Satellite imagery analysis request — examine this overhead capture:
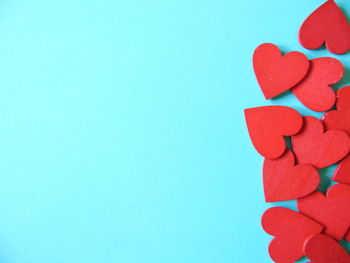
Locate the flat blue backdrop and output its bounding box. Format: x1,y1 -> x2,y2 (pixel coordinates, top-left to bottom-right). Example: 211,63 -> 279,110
0,0 -> 349,262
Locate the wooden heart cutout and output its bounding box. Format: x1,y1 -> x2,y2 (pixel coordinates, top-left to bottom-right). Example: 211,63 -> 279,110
244,106 -> 303,159
263,150 -> 319,202
253,43 -> 309,99
292,116 -> 350,169
304,234 -> 350,263
262,207 -> 323,263
298,184 -> 350,241
323,86 -> 350,135
332,153 -> 350,185
292,57 -> 343,112
299,0 -> 350,54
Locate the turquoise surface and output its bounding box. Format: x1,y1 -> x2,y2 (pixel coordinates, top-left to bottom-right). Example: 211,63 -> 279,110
0,0 -> 349,262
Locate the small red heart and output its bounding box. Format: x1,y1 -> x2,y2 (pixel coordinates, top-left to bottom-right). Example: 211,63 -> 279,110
253,43 -> 309,99
244,106 -> 303,159
262,207 -> 323,263
299,0 -> 350,55
322,86 -> 350,135
292,116 -> 350,169
304,234 -> 350,263
298,184 -> 350,241
263,150 -> 319,202
292,57 -> 343,112
332,153 -> 350,185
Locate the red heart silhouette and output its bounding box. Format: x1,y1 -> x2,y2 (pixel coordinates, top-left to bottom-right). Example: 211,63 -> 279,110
304,234 -> 350,263
292,57 -> 343,112
298,184 -> 350,241
299,0 -> 350,54
244,106 -> 303,159
262,207 -> 323,263
263,150 -> 319,202
323,86 -> 350,135
253,43 -> 309,99
332,153 -> 350,185
292,116 -> 350,169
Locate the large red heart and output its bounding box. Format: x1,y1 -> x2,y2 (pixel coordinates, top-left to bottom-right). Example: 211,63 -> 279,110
323,86 -> 350,135
263,150 -> 319,202
261,207 -> 323,263
244,106 -> 303,159
292,116 -> 350,169
332,153 -> 350,185
292,57 -> 343,112
299,0 -> 350,55
253,43 -> 309,99
304,234 -> 350,263
297,184 -> 350,241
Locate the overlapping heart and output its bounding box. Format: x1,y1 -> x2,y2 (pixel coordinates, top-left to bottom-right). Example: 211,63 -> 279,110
245,1 -> 350,262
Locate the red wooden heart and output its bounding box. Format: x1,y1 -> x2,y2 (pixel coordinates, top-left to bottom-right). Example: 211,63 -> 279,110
332,153 -> 350,185
253,43 -> 309,99
292,57 -> 343,112
297,184 -> 350,241
334,86 -> 350,111
244,106 -> 303,159
262,207 -> 323,263
263,150 -> 319,202
323,86 -> 350,135
292,116 -> 350,169
304,234 -> 350,263
299,0 -> 350,54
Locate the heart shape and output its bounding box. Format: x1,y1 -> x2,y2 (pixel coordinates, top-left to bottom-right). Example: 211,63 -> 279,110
263,150 -> 319,202
297,184 -> 350,241
292,57 -> 343,112
262,207 -> 323,263
253,43 -> 309,99
332,153 -> 350,185
322,86 -> 350,135
299,0 -> 350,54
244,106 -> 303,159
304,234 -> 350,263
292,116 -> 350,169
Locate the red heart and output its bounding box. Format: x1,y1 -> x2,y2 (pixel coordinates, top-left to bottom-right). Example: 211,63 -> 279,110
332,153 -> 350,185
263,150 -> 319,202
244,106 -> 303,159
253,43 -> 309,99
261,207 -> 323,263
322,86 -> 350,135
292,57 -> 343,112
292,116 -> 350,169
299,0 -> 350,55
304,234 -> 350,263
297,184 -> 350,241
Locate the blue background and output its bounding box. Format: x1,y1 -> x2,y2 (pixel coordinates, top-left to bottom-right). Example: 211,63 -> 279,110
0,0 -> 349,262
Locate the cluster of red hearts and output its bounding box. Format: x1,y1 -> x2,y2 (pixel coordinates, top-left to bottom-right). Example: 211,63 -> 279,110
245,1 -> 350,263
